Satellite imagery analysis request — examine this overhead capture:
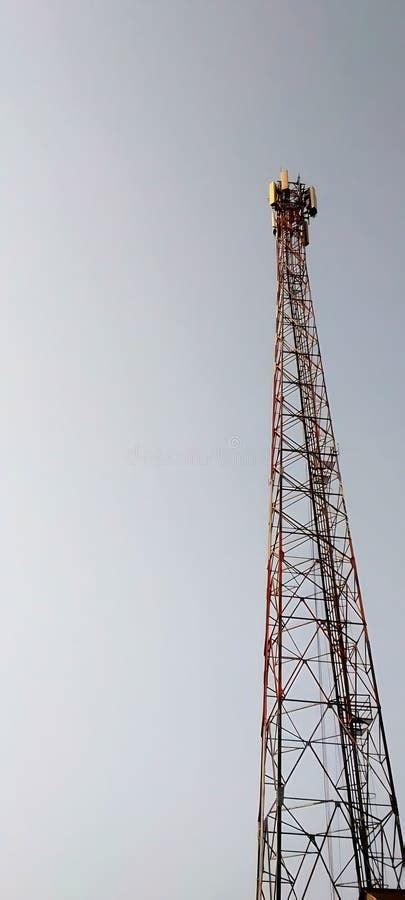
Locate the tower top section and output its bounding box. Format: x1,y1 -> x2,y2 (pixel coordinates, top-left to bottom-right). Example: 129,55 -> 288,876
267,169 -> 317,241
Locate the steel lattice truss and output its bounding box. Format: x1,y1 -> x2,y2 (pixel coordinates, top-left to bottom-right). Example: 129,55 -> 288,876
256,176 -> 404,900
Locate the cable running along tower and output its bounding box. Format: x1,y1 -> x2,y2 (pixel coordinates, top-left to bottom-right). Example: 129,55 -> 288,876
256,171 -> 404,900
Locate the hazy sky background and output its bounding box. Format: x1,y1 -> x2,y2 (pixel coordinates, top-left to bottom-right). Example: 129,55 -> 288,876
0,1 -> 404,898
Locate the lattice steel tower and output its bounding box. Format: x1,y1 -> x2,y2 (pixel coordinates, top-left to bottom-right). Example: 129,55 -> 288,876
256,171 -> 404,900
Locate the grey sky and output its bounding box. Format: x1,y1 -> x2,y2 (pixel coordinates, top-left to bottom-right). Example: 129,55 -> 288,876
0,1 -> 404,897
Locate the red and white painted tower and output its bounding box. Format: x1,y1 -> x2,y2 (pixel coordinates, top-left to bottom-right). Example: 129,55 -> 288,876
256,171 -> 404,900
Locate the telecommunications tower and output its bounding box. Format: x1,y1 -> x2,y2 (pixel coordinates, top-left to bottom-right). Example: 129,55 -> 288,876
256,170 -> 404,900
